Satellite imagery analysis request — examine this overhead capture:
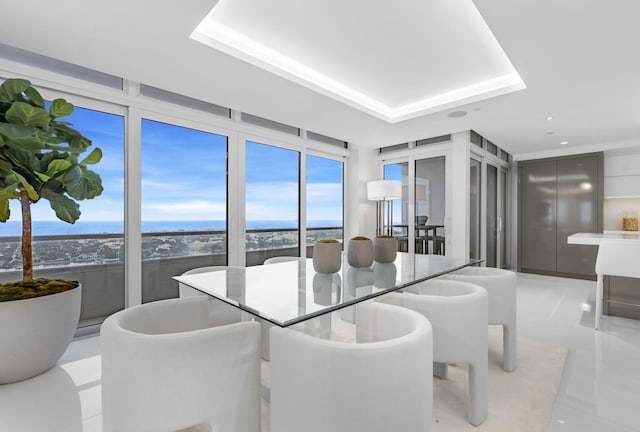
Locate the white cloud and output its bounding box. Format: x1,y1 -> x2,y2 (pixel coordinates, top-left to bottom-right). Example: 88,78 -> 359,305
143,200 -> 227,220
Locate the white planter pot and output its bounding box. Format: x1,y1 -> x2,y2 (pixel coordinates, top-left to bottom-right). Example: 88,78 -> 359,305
347,238 -> 374,268
374,237 -> 398,263
312,242 -> 342,274
0,284 -> 81,384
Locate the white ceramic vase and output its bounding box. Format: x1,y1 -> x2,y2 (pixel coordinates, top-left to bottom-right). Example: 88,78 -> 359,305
0,284 -> 82,384
312,241 -> 342,274
347,238 -> 374,268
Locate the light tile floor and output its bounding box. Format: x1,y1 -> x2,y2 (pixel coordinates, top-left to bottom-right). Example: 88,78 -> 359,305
1,272 -> 639,432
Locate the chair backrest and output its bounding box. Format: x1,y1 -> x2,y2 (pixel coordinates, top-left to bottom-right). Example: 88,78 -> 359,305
595,240 -> 640,279
178,266 -> 244,327
444,267 -> 516,324
416,215 -> 429,225
179,266 -> 232,297
270,302 -> 433,432
263,256 -> 305,264
101,296 -> 261,432
383,279 -> 488,363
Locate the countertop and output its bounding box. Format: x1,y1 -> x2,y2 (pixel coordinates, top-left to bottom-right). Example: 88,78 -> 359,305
567,231 -> 640,245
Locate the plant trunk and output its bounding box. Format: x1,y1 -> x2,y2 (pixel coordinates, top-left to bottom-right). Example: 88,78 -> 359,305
19,187 -> 33,282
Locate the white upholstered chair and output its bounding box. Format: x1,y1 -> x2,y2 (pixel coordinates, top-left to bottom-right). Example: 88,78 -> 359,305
270,301 -> 433,432
263,256 -> 305,264
444,266 -> 517,371
101,296 -> 261,432
380,279 -> 488,426
595,240 -> 640,330
178,266 -> 243,327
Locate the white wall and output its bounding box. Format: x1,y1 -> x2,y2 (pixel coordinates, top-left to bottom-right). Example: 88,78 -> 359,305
346,144 -> 378,241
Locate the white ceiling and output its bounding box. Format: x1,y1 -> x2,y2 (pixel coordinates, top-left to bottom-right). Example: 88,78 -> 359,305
0,0 -> 638,158
191,0 -> 524,123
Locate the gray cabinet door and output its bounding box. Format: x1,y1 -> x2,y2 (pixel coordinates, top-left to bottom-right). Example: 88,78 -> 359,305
520,160 -> 557,272
556,156 -> 599,276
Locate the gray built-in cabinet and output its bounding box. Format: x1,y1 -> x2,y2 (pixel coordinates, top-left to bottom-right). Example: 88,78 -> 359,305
518,152 -> 603,279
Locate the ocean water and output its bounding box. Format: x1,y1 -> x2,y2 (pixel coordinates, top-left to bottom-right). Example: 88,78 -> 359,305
0,220 -> 342,236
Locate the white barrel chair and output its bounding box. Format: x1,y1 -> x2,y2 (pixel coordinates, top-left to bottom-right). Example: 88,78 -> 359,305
444,266 -> 517,372
380,279 -> 489,426
179,266 -> 244,327
263,256 -> 306,264
101,296 -> 261,432
270,301 -> 433,432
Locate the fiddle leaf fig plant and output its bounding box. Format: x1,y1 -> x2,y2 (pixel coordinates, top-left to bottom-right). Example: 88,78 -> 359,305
0,78 -> 103,296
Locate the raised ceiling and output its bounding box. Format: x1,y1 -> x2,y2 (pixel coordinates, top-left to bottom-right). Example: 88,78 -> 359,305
0,0 -> 638,158
191,0 -> 525,123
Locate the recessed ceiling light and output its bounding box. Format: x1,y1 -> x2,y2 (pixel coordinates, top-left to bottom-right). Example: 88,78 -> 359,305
546,116 -> 553,120
560,141 -> 569,145
447,110 -> 467,118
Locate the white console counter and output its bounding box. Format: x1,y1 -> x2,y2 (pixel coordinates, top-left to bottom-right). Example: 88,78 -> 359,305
567,231 -> 640,246
568,231 -> 640,325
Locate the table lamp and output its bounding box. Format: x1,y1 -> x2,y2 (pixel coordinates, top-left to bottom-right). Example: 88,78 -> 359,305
367,180 -> 402,236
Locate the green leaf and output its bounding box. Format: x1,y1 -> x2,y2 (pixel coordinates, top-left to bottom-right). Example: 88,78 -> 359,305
3,144 -> 41,172
12,172 -> 39,201
79,168 -> 103,199
23,86 -> 45,108
3,146 -> 39,173
0,198 -> 9,222
40,187 -> 80,223
5,102 -> 51,127
35,171 -> 51,182
80,147 -> 102,165
0,123 -> 36,140
45,159 -> 72,177
50,122 -> 90,150
0,78 -> 30,102
11,137 -> 48,152
0,183 -> 20,201
62,166 -> 103,200
49,99 -> 74,118
0,159 -> 14,174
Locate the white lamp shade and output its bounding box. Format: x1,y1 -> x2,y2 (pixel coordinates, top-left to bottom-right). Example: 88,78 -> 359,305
367,180 -> 402,201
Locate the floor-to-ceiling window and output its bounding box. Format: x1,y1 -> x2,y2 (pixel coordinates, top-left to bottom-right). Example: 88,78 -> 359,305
141,119 -> 228,302
245,140 -> 300,265
306,154 -> 343,253
0,62 -> 350,317
383,163 -> 407,250
415,156 -> 446,255
0,102 -> 125,326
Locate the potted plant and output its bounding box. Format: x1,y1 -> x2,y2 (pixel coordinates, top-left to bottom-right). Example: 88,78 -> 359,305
347,236 -> 374,268
0,78 -> 103,383
374,235 -> 398,263
312,239 -> 342,274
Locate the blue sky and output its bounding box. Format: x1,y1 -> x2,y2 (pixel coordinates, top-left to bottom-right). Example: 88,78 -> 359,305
7,105 -> 125,223
6,106 -> 343,228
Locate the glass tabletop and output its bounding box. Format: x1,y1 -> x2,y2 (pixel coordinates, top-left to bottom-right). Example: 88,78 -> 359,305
173,253 -> 480,327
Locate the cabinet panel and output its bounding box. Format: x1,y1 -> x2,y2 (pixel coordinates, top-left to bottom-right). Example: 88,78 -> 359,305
520,160 -> 557,272
605,276 -> 640,319
556,156 -> 599,276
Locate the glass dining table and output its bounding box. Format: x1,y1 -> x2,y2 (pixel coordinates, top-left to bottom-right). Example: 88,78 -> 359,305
173,252 -> 481,328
